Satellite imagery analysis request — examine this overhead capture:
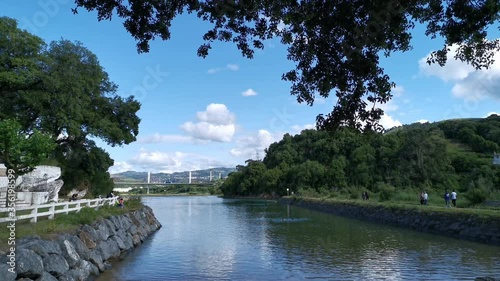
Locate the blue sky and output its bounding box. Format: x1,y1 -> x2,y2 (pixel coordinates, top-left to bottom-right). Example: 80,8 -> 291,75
2,1 -> 500,174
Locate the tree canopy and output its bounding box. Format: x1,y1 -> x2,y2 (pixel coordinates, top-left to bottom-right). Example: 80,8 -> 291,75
0,119 -> 55,175
74,0 -> 500,131
0,16 -> 141,195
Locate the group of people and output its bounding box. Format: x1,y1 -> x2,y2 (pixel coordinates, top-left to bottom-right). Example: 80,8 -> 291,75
419,190 -> 457,207
106,192 -> 124,208
444,190 -> 457,207
419,191 -> 429,205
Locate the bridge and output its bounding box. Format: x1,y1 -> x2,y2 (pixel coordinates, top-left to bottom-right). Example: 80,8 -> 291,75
113,182 -> 214,187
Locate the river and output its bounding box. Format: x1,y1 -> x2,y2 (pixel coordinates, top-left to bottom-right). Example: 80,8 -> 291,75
97,196 -> 500,281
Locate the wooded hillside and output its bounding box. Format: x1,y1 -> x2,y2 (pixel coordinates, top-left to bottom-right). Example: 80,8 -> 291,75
222,115 -> 500,204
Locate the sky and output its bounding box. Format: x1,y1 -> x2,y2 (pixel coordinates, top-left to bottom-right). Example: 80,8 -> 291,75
2,1 -> 500,174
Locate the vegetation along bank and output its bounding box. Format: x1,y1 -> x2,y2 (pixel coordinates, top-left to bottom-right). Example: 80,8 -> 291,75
1,206 -> 162,281
280,197 -> 500,246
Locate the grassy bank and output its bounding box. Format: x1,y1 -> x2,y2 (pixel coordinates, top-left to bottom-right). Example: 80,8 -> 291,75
286,195 -> 500,220
0,197 -> 144,250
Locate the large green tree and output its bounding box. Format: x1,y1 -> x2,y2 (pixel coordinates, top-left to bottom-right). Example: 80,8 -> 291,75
74,0 -> 500,131
0,119 -> 55,175
0,17 -> 141,196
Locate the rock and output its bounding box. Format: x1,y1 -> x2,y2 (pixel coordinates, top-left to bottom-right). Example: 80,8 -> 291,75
61,234 -> 90,261
77,260 -> 99,278
77,230 -> 96,249
0,263 -> 17,281
103,219 -> 117,237
61,268 -> 89,281
35,272 -> 59,281
110,235 -> 127,251
95,239 -> 120,261
94,223 -> 110,241
57,239 -> 81,269
87,249 -> 105,273
17,236 -> 42,248
42,254 -> 69,277
20,239 -> 62,258
15,249 -> 44,280
79,225 -> 99,244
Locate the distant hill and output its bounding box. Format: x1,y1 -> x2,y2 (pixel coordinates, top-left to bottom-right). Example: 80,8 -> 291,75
112,167 -> 237,184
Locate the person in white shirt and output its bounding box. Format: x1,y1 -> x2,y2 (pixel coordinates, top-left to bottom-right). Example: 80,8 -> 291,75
423,191 -> 428,205
451,190 -> 457,207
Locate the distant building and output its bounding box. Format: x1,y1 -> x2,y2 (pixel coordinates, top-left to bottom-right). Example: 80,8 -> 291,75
113,187 -> 134,193
494,153 -> 500,165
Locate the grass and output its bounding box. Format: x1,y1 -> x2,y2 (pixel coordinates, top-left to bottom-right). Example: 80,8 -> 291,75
0,197 -> 144,250
289,191 -> 500,220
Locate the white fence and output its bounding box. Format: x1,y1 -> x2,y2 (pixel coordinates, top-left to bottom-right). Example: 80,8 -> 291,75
0,196 -> 118,223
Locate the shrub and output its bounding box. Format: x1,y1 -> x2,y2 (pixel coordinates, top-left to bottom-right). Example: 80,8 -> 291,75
378,182 -> 396,202
347,187 -> 360,199
465,187 -> 489,205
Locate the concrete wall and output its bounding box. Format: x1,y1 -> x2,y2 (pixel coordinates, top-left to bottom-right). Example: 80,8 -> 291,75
1,206 -> 162,281
280,197 -> 500,246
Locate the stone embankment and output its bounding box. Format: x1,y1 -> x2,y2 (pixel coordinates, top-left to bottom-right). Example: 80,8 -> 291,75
280,197 -> 500,246
1,206 -> 162,281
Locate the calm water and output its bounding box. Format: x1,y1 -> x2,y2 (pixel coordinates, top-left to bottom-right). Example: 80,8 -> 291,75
98,196 -> 500,281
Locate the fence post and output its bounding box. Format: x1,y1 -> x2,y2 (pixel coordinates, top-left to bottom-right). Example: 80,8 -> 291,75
64,202 -> 68,214
48,203 -> 55,220
76,202 -> 81,213
30,206 -> 38,223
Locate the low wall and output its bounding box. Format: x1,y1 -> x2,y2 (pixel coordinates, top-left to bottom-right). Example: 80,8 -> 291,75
280,197 -> 500,246
1,206 -> 162,281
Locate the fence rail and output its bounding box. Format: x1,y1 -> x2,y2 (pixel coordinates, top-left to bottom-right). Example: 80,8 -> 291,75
0,196 -> 118,223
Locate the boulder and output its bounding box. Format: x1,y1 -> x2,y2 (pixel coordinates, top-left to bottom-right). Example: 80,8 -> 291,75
15,249 -> 44,280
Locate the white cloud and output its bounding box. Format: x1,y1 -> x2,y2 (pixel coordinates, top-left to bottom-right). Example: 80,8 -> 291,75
109,161 -> 133,174
230,129 -> 283,159
378,100 -> 399,112
182,103 -> 236,142
207,64 -> 239,74
226,64 -> 239,71
291,124 -> 315,133
484,112 -> 500,117
242,89 -> 258,97
392,85 -> 404,97
131,151 -> 177,167
138,133 -> 191,144
195,103 -> 235,125
419,43 -> 500,100
416,119 -> 430,124
367,97 -> 401,129
379,113 -> 402,129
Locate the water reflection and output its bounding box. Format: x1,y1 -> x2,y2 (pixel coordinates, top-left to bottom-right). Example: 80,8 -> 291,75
97,196 -> 500,281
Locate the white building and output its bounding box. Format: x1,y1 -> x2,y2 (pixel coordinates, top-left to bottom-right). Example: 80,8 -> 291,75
494,153 -> 500,165
113,187 -> 134,193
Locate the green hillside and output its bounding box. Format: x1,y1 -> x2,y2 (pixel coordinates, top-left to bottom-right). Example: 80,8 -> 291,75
221,115 -> 500,204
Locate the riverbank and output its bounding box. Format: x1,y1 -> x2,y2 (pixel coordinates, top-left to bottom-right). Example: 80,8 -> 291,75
279,197 -> 500,246
1,206 -> 162,280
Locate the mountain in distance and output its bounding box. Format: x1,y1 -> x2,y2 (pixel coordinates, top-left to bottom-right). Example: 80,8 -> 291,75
112,167 -> 237,184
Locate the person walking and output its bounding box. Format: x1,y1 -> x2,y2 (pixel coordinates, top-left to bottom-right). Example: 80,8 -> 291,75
444,190 -> 451,207
423,191 -> 428,205
420,191 -> 424,205
451,190 -> 457,207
